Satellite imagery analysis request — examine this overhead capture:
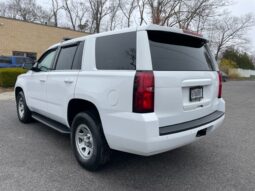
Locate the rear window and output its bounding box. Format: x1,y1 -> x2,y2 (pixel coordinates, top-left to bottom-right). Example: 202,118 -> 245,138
148,31 -> 215,71
96,32 -> 136,70
0,56 -> 11,64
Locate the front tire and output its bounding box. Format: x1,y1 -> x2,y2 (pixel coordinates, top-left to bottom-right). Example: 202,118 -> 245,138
16,91 -> 32,123
71,112 -> 110,171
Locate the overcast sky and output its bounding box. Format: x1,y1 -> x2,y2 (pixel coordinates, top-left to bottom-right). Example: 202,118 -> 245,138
230,0 -> 255,51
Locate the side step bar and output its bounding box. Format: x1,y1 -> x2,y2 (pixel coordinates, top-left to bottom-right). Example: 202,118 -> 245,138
32,113 -> 70,134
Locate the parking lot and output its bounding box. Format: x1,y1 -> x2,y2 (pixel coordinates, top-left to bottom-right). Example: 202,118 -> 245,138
0,81 -> 254,191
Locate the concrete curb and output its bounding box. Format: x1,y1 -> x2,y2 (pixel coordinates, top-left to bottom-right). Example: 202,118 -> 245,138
0,91 -> 15,101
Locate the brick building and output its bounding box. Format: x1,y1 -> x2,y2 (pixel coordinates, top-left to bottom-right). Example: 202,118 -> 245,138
0,16 -> 87,60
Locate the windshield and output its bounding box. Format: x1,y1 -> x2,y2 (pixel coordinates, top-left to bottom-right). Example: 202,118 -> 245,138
148,31 -> 215,71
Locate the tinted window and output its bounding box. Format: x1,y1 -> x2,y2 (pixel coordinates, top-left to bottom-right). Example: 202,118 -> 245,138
148,31 -> 215,71
56,45 -> 78,70
38,49 -> 57,71
96,32 -> 136,70
13,51 -> 37,60
72,42 -> 84,70
0,56 -> 11,64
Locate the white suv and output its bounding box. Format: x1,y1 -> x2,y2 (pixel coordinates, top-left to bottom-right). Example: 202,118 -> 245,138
15,25 -> 225,170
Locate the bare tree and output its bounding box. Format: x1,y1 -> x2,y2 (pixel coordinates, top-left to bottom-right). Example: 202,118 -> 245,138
9,0 -> 39,21
63,0 -> 76,30
107,0 -> 120,31
208,14 -> 255,60
119,0 -> 137,27
88,0 -> 112,33
36,6 -> 52,24
173,0 -> 231,31
2,0 -> 51,23
74,1 -> 89,31
147,0 -> 180,25
50,0 -> 62,27
0,3 -> 7,17
136,0 -> 147,25
62,0 -> 89,30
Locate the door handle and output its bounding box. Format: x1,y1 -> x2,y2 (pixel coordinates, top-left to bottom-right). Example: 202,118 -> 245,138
39,79 -> 46,83
64,80 -> 74,84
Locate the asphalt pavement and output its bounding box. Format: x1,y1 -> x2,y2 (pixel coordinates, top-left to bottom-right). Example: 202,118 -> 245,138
0,81 -> 255,191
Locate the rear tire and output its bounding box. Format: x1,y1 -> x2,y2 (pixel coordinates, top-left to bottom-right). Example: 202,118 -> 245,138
71,112 -> 110,171
16,91 -> 32,123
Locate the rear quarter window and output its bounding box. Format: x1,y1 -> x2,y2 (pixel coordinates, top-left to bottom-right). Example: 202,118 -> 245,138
148,31 -> 215,71
96,32 -> 136,70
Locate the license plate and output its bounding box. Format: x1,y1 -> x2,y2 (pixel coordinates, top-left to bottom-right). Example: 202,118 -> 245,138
190,87 -> 203,102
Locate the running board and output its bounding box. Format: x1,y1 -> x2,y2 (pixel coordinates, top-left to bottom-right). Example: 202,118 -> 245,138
32,113 -> 70,134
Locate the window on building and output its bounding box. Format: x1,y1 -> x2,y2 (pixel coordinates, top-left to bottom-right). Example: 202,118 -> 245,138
13,51 -> 37,61
96,32 -> 136,70
0,56 -> 12,64
15,57 -> 34,65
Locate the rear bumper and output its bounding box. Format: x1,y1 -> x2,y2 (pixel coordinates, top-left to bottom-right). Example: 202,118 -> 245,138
104,113 -> 224,156
140,114 -> 225,156
159,111 -> 224,136
103,99 -> 225,156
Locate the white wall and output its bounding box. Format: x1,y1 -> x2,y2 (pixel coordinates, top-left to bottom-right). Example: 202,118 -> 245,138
229,68 -> 255,78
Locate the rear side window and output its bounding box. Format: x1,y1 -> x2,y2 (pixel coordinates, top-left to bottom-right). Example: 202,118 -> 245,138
96,32 -> 136,70
56,45 -> 78,70
0,57 -> 11,64
148,31 -> 215,71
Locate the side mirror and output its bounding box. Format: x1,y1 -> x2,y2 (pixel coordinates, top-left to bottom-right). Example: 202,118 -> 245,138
23,62 -> 40,72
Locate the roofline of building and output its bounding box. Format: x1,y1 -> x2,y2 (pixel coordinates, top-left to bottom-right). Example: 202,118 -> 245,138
0,16 -> 90,35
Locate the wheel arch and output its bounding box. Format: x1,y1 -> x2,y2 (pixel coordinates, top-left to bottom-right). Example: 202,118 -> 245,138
67,99 -> 102,128
15,86 -> 23,98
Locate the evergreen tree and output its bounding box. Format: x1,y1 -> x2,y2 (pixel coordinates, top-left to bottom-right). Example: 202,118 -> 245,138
222,48 -> 255,70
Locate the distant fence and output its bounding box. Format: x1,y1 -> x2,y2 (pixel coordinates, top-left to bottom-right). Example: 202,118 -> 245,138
229,68 -> 255,78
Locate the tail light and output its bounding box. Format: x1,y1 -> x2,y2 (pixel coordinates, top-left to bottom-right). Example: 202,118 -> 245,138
218,71 -> 222,98
133,71 -> 154,113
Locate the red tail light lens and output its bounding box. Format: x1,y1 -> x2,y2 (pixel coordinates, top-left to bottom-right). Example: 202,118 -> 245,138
218,71 -> 222,98
133,71 -> 154,113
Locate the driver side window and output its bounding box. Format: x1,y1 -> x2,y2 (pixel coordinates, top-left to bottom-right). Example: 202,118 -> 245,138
37,49 -> 57,72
